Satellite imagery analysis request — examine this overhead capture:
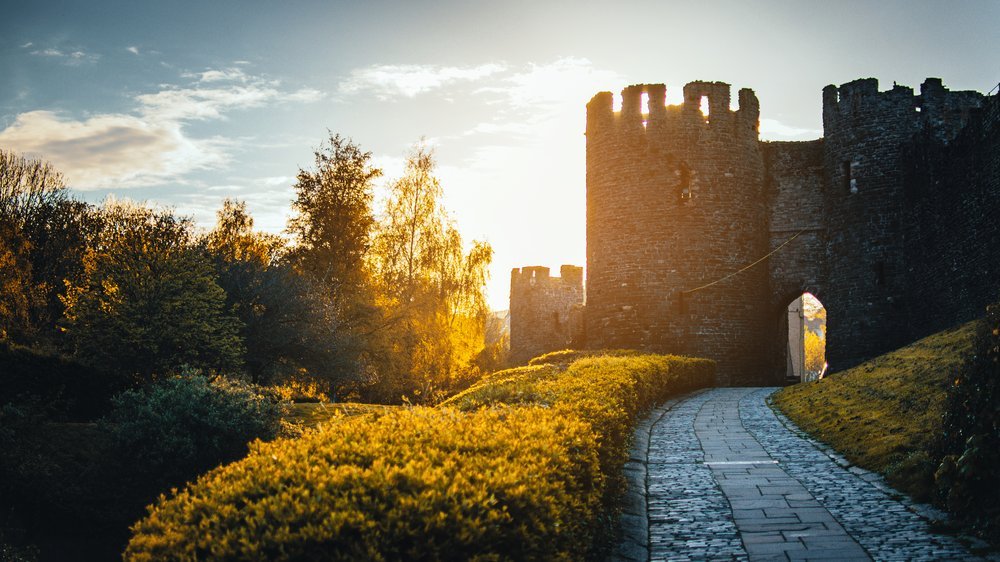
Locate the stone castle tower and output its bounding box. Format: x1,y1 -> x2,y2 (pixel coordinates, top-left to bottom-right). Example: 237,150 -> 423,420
508,265 -> 584,365
510,77 -> 1000,385
585,82 -> 769,384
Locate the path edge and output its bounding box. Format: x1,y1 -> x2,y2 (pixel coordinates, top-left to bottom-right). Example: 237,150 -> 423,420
764,392 -> 997,556
608,389 -> 708,562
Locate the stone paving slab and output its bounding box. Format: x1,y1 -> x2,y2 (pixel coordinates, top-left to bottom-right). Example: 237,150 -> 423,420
742,387 -> 985,561
611,387 -> 990,562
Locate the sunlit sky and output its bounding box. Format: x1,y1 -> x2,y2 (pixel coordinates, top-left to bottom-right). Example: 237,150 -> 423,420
2,1 -> 998,310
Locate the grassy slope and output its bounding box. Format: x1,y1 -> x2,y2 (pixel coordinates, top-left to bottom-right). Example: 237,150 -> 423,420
772,320 -> 979,501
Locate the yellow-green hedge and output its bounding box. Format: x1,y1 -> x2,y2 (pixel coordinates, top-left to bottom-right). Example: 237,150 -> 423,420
125,354 -> 714,561
526,348 -> 642,366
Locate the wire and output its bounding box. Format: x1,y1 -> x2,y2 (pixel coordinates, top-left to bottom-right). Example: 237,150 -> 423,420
681,228 -> 807,295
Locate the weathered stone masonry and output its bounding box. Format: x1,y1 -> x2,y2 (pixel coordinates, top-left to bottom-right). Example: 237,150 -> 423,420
508,266 -> 584,365
510,77 -> 999,385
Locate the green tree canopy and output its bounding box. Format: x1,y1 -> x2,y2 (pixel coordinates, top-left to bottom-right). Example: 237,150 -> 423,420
62,200 -> 242,383
204,199 -> 357,390
286,133 -> 381,301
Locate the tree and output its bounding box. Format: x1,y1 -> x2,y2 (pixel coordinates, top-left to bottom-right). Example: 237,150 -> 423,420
804,328 -> 825,375
0,150 -> 92,346
61,200 -> 242,383
368,142 -> 493,402
204,199 -> 284,267
286,133 -> 381,303
204,200 -> 357,390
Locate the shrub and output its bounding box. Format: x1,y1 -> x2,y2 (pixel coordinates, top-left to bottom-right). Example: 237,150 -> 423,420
125,354 -> 714,561
126,407 -> 600,561
937,302 -> 1000,542
0,340 -> 127,421
101,375 -> 285,494
526,348 -> 642,366
445,354 -> 714,520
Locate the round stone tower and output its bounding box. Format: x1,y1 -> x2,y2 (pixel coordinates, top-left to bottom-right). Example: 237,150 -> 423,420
585,81 -> 771,385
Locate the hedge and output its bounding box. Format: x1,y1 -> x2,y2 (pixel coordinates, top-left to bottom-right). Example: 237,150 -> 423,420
525,348 -> 642,367
125,354 -> 714,560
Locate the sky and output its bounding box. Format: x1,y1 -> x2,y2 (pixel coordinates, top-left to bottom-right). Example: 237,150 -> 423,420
2,0 -> 998,310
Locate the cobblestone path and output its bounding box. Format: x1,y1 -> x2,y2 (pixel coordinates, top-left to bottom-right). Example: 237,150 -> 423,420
613,387 -> 983,562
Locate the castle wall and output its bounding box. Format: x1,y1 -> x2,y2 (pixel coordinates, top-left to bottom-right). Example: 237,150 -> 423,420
508,265 -> 584,365
762,140 -> 826,377
821,78 -> 984,370
900,91 -> 1000,342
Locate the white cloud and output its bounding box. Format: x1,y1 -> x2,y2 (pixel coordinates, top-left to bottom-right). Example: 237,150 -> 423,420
339,63 -> 505,99
257,176 -> 292,187
0,110 -> 227,188
482,57 -> 620,111
30,47 -> 100,65
0,70 -> 323,189
464,121 -> 533,137
286,88 -> 324,102
31,48 -> 64,57
184,67 -> 248,83
20,42 -> 33,49
127,46 -> 140,55
136,84 -> 280,122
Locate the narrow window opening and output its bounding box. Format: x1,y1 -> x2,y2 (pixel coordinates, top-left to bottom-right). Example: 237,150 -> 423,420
552,311 -> 561,329
843,161 -> 858,194
699,95 -> 710,120
678,163 -> 692,201
640,92 -> 650,115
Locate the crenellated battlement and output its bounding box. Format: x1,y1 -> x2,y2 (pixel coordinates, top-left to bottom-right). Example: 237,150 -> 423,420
510,265 -> 583,289
586,81 -> 760,137
509,265 -> 585,364
823,77 -> 984,143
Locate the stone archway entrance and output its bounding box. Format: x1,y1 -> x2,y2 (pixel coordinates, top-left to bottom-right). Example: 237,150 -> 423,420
784,293 -> 826,383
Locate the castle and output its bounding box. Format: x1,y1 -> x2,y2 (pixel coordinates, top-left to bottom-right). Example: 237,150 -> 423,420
510,77 -> 1000,385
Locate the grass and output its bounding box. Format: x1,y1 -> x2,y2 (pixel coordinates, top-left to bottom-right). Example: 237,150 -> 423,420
772,319 -> 979,501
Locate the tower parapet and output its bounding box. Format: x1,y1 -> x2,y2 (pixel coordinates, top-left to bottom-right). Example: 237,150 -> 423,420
509,265 -> 584,365
823,77 -> 983,144
586,81 -> 760,139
